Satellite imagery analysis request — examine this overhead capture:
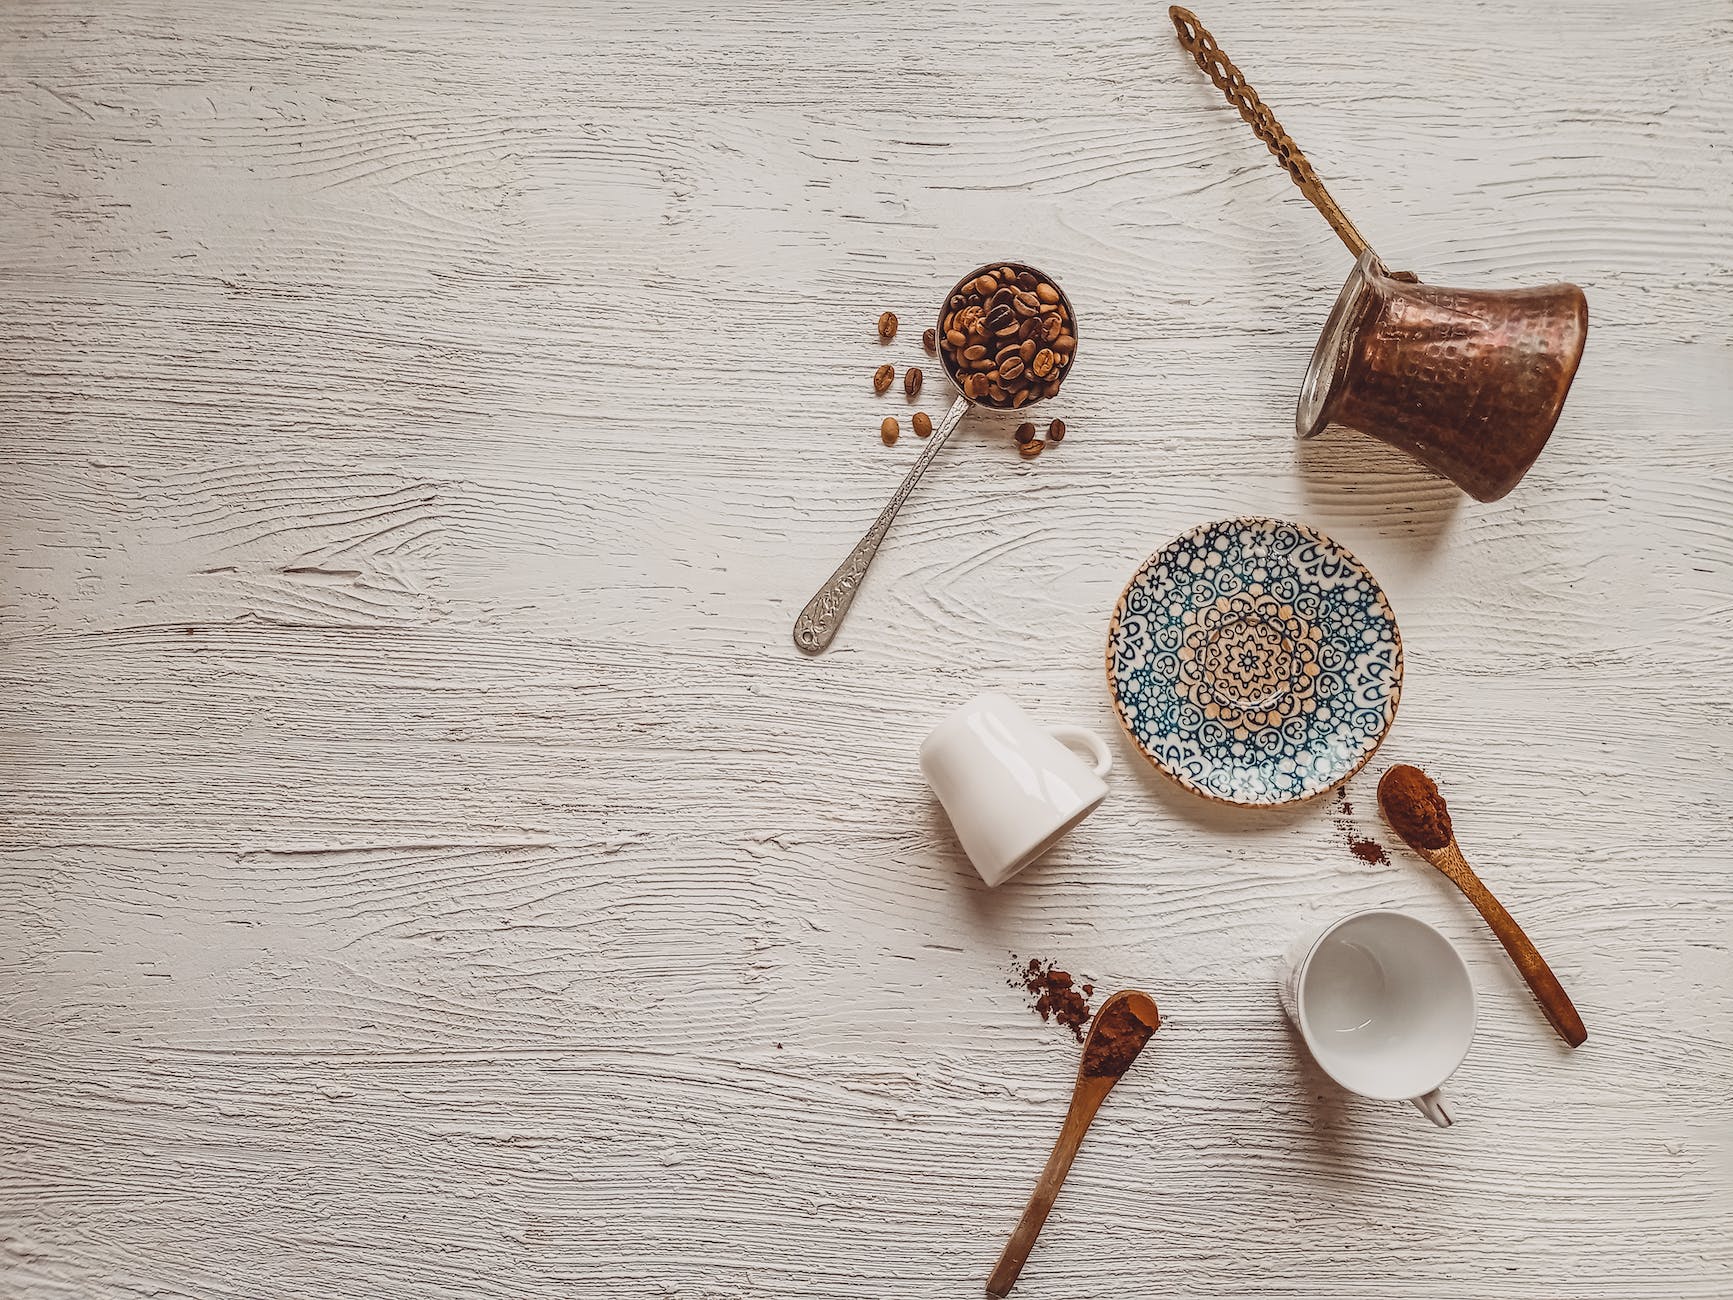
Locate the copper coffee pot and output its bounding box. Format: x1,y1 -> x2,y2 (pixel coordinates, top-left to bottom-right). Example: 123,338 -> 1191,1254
1170,7 -> 1588,502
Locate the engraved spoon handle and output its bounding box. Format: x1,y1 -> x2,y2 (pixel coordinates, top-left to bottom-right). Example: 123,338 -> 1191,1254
793,393 -> 970,653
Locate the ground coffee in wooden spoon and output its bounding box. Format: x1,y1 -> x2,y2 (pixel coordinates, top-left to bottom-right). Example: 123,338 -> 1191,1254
1379,763 -> 1454,850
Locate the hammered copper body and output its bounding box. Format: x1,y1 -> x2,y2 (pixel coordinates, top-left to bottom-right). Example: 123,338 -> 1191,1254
1298,253 -> 1588,502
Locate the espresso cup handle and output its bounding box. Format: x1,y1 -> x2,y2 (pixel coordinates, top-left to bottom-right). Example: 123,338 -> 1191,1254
1410,1089 -> 1455,1128
1047,726 -> 1112,778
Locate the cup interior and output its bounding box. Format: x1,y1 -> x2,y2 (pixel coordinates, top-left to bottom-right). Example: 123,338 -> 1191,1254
1297,910 -> 1475,1101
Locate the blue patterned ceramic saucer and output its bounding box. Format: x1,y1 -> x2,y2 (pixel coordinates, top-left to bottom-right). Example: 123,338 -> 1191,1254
1106,518 -> 1403,806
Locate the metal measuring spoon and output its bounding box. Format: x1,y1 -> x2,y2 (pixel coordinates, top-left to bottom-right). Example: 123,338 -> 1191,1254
792,261 -> 1079,653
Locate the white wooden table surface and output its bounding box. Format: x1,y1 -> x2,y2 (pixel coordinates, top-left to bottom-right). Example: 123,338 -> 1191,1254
3,3 -> 1730,1297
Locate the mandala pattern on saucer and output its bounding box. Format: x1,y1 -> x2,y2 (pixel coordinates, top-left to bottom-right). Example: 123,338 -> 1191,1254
1107,518 -> 1402,806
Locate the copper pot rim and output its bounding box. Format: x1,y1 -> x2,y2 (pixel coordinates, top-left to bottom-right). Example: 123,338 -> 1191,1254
1296,250 -> 1381,440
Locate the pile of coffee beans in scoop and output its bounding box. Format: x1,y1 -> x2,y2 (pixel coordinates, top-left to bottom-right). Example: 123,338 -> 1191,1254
938,265 -> 1076,409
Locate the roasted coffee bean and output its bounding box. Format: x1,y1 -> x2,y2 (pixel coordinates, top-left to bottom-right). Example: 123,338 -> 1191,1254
1019,338 -> 1036,363
913,411 -> 933,437
973,274 -> 998,295
880,416 -> 899,444
963,373 -> 988,399
1042,378 -> 1061,398
1015,269 -> 1038,291
1014,421 -> 1036,444
1031,349 -> 1056,379
1035,282 -> 1060,305
1048,419 -> 1066,442
878,311 -> 898,340
963,344 -> 989,362
987,383 -> 1006,403
1018,438 -> 1045,458
922,328 -> 937,355
986,304 -> 1015,331
999,355 -> 1026,381
873,363 -> 896,393
998,266 -> 1016,283
995,343 -> 1021,366
945,328 -> 966,350
904,366 -> 922,397
1039,314 -> 1063,343
1054,333 -> 1076,354
1018,317 -> 1039,342
1013,291 -> 1041,317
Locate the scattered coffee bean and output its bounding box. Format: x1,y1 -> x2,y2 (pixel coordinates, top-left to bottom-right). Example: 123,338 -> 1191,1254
873,363 -> 895,394
1018,438 -> 1045,458
880,416 -> 899,444
1014,422 -> 1037,445
904,366 -> 922,398
912,411 -> 932,437
877,311 -> 898,341
1048,418 -> 1066,442
922,328 -> 937,355
938,263 -> 1075,410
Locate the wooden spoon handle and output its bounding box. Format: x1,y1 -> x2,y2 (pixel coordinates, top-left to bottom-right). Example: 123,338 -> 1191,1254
1449,864 -> 1588,1048
985,1096 -> 1098,1297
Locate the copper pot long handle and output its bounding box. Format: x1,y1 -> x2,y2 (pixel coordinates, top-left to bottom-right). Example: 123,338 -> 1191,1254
1168,6 -> 1372,261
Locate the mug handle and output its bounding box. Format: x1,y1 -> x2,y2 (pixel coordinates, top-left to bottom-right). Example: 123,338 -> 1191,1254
1410,1089 -> 1455,1128
1047,726 -> 1112,778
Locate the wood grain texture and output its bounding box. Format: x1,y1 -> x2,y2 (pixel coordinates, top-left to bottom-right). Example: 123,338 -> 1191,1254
1,2 -> 1729,1298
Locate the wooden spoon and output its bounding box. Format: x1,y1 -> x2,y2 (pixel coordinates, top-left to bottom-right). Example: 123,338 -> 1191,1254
1378,765 -> 1587,1048
986,989 -> 1160,1298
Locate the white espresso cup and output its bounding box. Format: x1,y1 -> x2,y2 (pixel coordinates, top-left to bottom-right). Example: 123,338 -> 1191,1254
1279,910 -> 1477,1127
919,692 -> 1112,887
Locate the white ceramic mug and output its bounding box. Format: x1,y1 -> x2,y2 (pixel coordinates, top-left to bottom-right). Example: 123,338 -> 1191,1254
919,692 -> 1112,887
1279,909 -> 1477,1127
